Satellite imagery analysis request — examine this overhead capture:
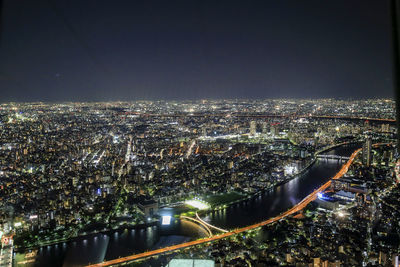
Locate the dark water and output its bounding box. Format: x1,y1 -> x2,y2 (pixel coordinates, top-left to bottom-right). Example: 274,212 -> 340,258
14,145 -> 357,267
204,160 -> 342,229
15,219 -> 204,267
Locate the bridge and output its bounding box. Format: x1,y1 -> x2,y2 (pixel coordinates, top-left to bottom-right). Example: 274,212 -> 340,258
86,147 -> 363,267
195,212 -> 229,233
314,141 -> 361,155
316,154 -> 350,161
180,216 -> 213,238
180,213 -> 229,237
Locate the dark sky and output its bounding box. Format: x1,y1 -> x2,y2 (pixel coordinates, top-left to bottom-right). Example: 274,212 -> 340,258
0,0 -> 395,102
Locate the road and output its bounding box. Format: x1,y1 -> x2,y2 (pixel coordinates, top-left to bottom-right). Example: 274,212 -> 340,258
180,216 -> 212,238
195,212 -> 228,233
86,147 -> 362,267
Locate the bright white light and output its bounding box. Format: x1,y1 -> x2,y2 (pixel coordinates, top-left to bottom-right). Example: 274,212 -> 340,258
338,211 -> 345,217
29,215 -> 38,220
162,215 -> 171,225
14,222 -> 22,227
284,165 -> 297,176
317,193 -> 323,199
185,199 -> 210,210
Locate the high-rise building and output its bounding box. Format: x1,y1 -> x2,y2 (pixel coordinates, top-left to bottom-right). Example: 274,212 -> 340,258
362,135 -> 372,167
250,121 -> 256,135
270,125 -> 276,136
227,160 -> 233,169
262,121 -> 268,134
202,127 -> 207,136
381,124 -> 390,133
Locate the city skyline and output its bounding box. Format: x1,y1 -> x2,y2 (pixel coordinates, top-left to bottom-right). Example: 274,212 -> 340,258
0,1 -> 399,266
0,99 -> 397,266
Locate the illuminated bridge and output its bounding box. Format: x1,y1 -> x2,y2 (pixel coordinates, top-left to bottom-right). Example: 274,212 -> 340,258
316,154 -> 350,161
180,216 -> 212,238
195,212 -> 229,233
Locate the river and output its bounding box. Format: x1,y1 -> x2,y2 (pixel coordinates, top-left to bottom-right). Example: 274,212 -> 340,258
14,144 -> 358,267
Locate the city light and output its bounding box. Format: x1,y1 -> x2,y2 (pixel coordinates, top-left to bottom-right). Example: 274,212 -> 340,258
162,216 -> 171,225
0,99 -> 396,266
185,199 -> 210,210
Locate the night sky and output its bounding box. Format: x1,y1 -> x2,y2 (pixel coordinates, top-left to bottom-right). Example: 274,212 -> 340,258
0,0 -> 395,102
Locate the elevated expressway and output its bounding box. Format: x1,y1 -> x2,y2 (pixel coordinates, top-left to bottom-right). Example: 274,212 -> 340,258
87,146 -> 366,267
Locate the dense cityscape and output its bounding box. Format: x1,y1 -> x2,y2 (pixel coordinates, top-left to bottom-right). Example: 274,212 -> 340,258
0,99 -> 397,266
1,0 -> 398,266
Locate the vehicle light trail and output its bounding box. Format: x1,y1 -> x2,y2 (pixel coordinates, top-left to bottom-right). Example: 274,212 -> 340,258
185,140 -> 196,159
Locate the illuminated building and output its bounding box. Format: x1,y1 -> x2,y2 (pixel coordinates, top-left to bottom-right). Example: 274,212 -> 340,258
362,135 -> 372,167
165,259 -> 215,267
250,121 -> 256,136
138,199 -> 158,217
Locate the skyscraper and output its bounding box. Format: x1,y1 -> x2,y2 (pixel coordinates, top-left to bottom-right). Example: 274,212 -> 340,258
262,121 -> 268,134
362,135 -> 372,167
381,124 -> 390,133
250,121 -> 256,136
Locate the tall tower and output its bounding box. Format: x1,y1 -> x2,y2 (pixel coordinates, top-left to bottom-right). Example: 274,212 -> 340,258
250,121 -> 256,136
381,124 -> 390,133
362,135 -> 372,167
202,127 -> 207,137
270,125 -> 276,136
262,121 -> 268,134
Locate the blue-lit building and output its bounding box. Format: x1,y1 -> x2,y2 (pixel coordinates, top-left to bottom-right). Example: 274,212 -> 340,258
315,193 -> 340,211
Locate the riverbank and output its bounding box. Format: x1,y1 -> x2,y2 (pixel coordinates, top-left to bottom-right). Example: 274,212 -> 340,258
14,219 -> 159,253
198,156 -> 317,217
197,143 -> 361,227
275,157 -> 317,187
